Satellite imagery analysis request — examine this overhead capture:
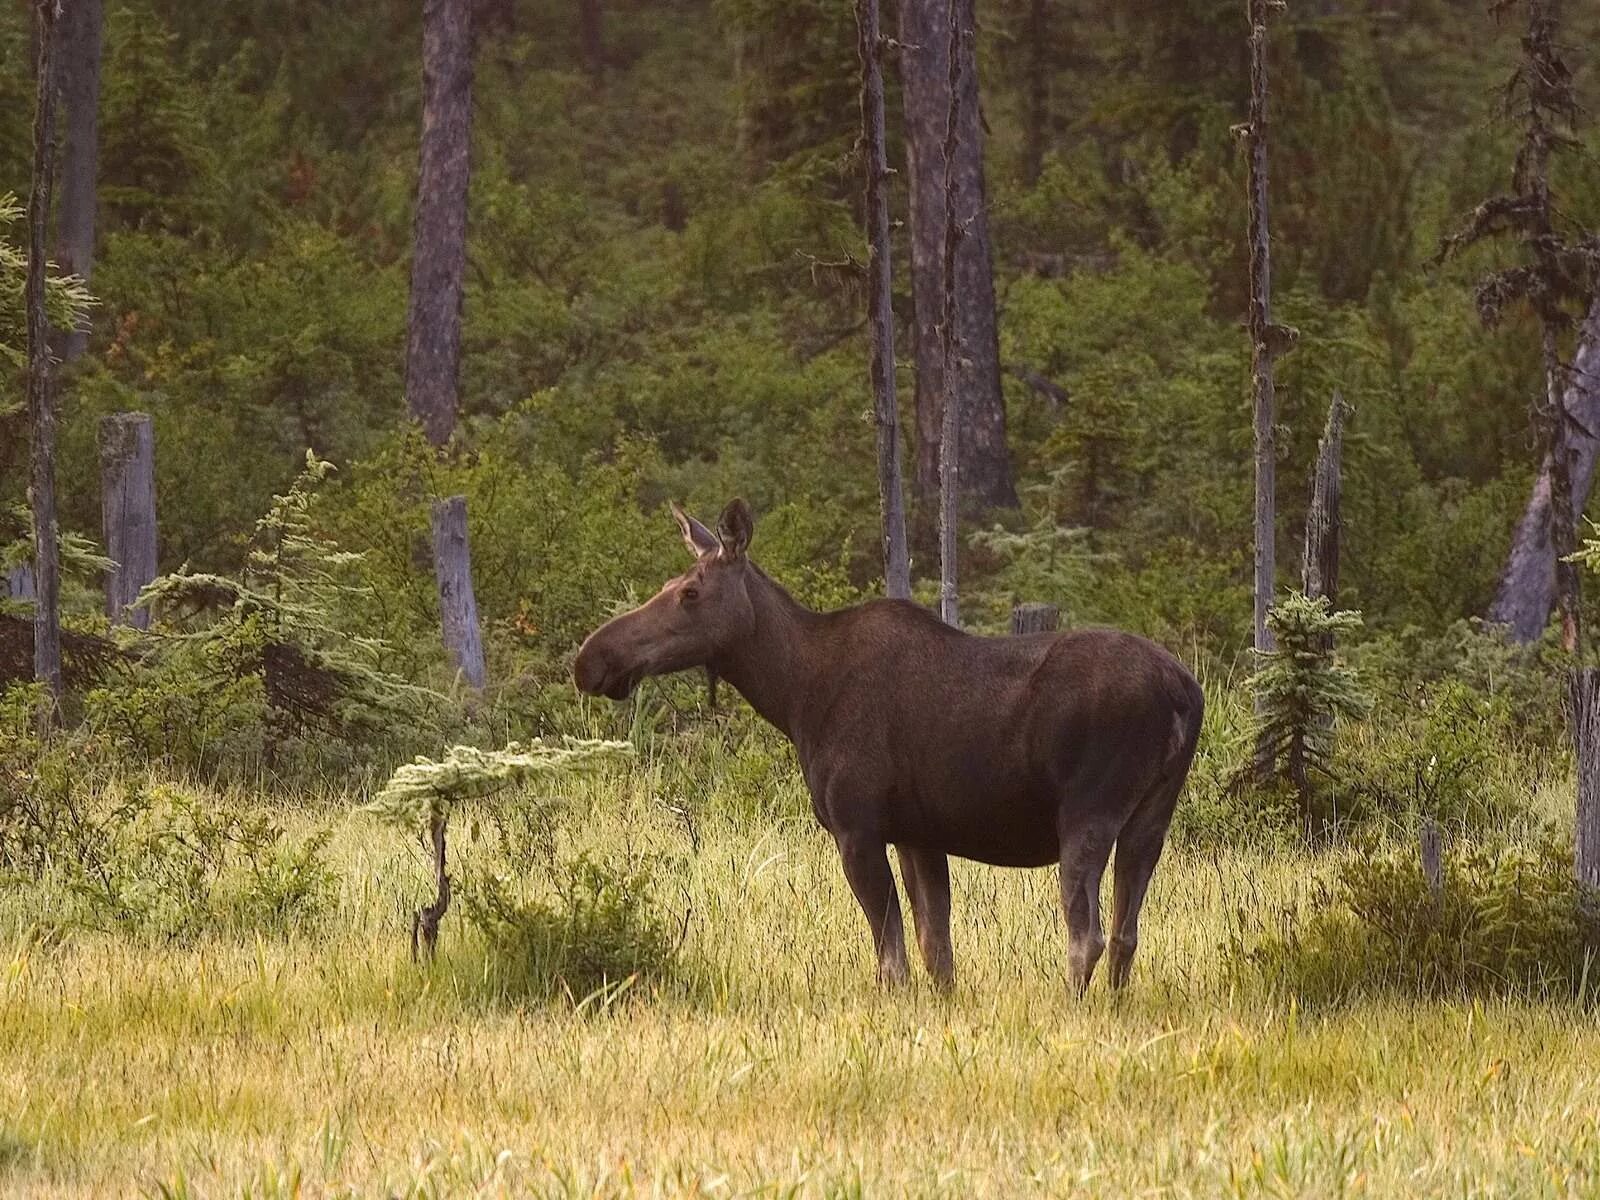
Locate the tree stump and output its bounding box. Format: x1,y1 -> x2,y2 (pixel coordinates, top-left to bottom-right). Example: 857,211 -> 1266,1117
431,495 -> 486,691
98,412 -> 158,629
1568,668 -> 1600,892
1011,602 -> 1060,636
1419,817 -> 1444,896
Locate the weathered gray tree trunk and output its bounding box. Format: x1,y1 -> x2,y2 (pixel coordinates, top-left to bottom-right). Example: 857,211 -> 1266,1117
899,0 -> 1016,521
855,0 -> 911,601
405,0 -> 486,689
1011,602 -> 1060,635
1491,300 -> 1600,644
431,496 -> 486,690
1568,669 -> 1600,893
98,413 -> 157,629
1419,817 -> 1444,896
405,0 -> 474,451
936,0 -> 965,628
1302,392 -> 1347,605
1243,0 -> 1290,775
27,0 -> 63,716
51,0 -> 101,360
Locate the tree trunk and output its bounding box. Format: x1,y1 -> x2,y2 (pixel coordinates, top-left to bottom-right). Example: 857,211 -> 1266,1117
51,0 -> 101,360
1302,392 -> 1347,605
1011,602 -> 1059,634
1419,817 -> 1444,896
431,496 -> 486,690
936,0 -> 964,628
855,0 -> 911,601
899,0 -> 1016,525
98,413 -> 157,629
1244,0 -> 1285,775
406,0 -> 488,690
1568,668 -> 1600,894
1490,299 -> 1600,644
27,0 -> 63,717
1544,324 -> 1581,653
411,811 -> 452,960
405,0 -> 474,451
1021,0 -> 1049,186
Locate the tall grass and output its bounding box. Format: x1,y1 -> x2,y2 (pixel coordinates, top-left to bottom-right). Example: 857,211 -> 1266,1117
2,760 -> 1598,1197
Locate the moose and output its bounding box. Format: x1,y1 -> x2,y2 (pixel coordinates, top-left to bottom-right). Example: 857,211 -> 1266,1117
574,500 -> 1204,992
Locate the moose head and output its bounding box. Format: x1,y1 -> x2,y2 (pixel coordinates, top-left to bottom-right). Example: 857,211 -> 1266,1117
573,499 -> 758,700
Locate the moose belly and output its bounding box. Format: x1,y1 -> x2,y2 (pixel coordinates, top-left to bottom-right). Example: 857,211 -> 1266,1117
885,780 -> 1062,868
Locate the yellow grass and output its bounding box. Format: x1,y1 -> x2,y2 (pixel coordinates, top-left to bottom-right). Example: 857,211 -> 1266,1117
2,767 -> 1598,1198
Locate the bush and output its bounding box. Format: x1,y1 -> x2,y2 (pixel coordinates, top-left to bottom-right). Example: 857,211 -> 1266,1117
461,853 -> 682,1002
1236,833 -> 1600,1002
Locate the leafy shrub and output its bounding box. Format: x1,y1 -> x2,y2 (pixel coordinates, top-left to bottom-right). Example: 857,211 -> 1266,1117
461,853 -> 682,1002
4,771 -> 333,942
1236,834 -> 1600,1002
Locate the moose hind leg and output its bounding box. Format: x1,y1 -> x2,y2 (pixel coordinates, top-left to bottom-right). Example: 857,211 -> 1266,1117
835,831 -> 910,985
1108,775 -> 1183,989
1058,813 -> 1116,995
896,844 -> 954,990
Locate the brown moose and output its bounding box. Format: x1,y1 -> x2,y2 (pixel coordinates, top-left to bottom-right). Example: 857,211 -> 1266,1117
574,499 -> 1204,992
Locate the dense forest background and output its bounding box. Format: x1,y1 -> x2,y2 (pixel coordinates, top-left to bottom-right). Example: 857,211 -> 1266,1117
6,0 -> 1600,686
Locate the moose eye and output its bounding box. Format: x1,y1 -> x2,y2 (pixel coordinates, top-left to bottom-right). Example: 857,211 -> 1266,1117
681,586 -> 700,603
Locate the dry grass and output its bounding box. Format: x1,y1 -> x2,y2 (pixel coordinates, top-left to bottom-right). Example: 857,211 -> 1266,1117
2,766 -> 1598,1198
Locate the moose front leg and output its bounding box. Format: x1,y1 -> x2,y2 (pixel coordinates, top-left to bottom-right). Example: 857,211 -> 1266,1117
834,830 -> 910,986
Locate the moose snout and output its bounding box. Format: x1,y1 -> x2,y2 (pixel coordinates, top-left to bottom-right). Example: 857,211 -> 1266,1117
574,635 -> 637,700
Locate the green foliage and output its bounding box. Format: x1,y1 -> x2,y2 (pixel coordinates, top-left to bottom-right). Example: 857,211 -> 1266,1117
366,738 -> 633,830
0,194 -> 96,375
1238,834 -> 1600,1002
460,853 -> 681,1002
1252,593 -> 1370,808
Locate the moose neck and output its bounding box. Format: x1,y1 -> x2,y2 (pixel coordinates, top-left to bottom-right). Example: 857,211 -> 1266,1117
711,564 -> 821,740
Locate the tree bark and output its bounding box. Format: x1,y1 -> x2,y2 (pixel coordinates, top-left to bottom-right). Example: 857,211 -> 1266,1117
1490,300 -> 1600,643
51,0 -> 101,361
1244,0 -> 1287,776
1419,817 -> 1444,896
405,0 -> 474,451
1568,668 -> 1600,894
1021,0 -> 1049,187
98,413 -> 157,629
1010,602 -> 1059,634
431,496 -> 486,690
855,0 -> 911,601
411,811 -> 452,960
899,0 -> 1016,522
1302,391 -> 1347,605
27,0 -> 63,717
936,0 -> 964,628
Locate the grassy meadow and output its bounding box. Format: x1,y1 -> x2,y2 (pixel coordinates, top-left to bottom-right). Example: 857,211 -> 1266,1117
3,755 -> 1598,1200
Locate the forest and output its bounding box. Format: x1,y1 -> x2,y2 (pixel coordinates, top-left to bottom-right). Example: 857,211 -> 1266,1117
4,0 -> 1600,1195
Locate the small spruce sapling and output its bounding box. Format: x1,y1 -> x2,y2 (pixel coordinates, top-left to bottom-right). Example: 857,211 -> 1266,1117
1251,591 -> 1370,827
365,738 -> 632,958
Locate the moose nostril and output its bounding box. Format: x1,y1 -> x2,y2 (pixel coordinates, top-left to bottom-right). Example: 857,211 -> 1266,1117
573,644 -> 610,694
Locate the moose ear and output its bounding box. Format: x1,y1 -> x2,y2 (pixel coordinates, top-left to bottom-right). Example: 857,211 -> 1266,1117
671,501 -> 721,559
716,498 -> 754,561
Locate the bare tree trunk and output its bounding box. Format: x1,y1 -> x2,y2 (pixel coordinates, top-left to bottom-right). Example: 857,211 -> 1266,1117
900,0 -> 1016,525
51,0 -> 100,360
937,0 -> 965,628
1569,669 -> 1600,894
98,412 -> 157,629
1243,0 -> 1289,775
1021,0 -> 1049,186
1011,602 -> 1059,634
1491,299 -> 1600,643
406,0 -> 486,690
1302,392 -> 1347,605
855,0 -> 911,601
1545,324 -> 1582,653
405,0 -> 474,451
431,496 -> 486,690
1419,817 -> 1444,896
27,0 -> 63,719
411,811 -> 451,960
